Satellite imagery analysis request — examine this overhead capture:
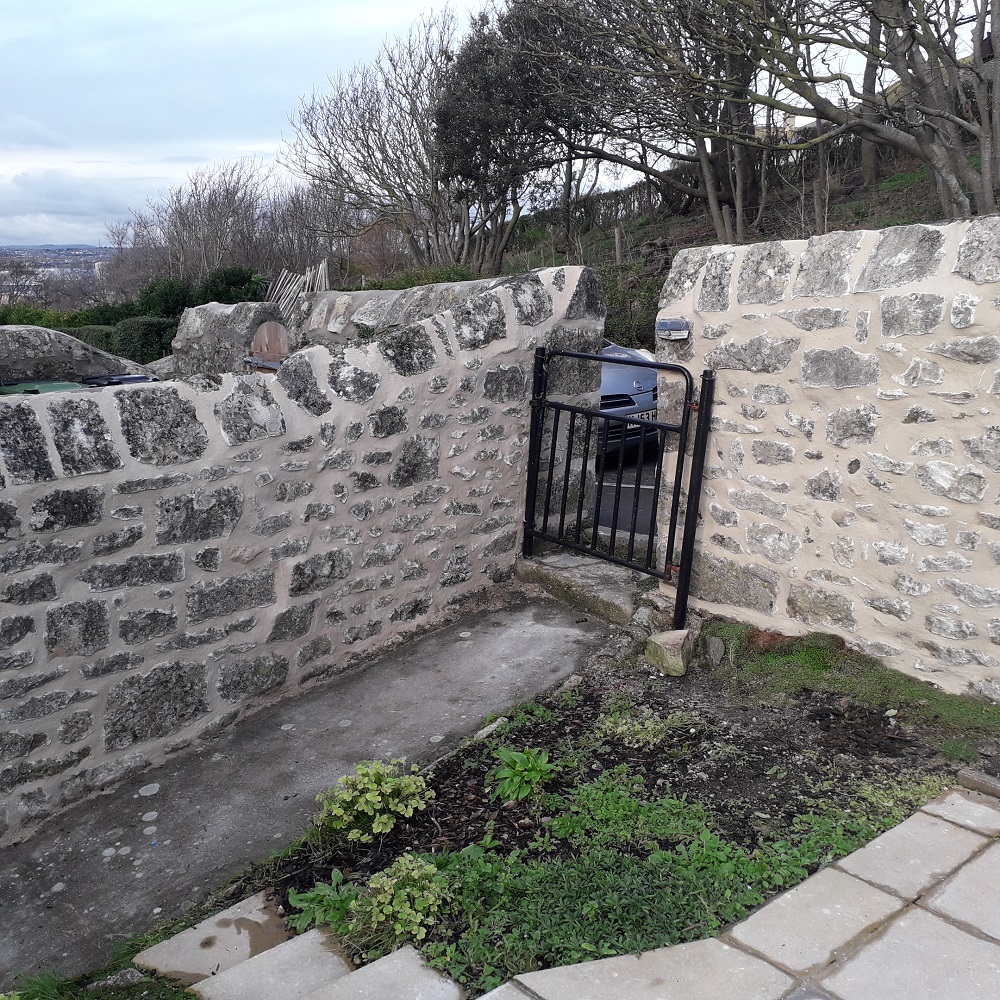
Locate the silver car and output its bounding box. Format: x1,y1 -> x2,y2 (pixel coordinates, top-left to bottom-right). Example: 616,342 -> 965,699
599,341 -> 658,451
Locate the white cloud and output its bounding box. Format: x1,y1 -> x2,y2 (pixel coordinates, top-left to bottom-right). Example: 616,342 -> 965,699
0,0 -> 482,244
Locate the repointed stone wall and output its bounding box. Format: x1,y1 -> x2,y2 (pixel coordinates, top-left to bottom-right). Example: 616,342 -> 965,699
0,267 -> 605,846
656,220 -> 1000,698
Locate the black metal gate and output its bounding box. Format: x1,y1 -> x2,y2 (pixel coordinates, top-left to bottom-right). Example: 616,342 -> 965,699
522,347 -> 716,630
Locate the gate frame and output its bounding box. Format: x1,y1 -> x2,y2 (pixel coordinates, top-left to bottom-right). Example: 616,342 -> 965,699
522,346 -> 716,630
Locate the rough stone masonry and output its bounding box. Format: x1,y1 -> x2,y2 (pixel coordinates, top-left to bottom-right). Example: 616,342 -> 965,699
0,267 -> 605,846
656,219 -> 1000,700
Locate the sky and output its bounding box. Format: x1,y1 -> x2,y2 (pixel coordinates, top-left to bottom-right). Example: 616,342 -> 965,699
0,1 -> 478,246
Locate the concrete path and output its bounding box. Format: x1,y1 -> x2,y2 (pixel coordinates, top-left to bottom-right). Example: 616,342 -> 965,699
485,786 -> 1000,1000
0,594 -> 612,987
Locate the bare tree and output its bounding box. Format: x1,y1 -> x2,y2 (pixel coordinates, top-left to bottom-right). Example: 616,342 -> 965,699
0,258 -> 42,304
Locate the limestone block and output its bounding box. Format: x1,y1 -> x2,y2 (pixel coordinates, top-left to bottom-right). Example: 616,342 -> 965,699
645,629 -> 693,676
46,398 -> 123,476
116,387 -> 209,466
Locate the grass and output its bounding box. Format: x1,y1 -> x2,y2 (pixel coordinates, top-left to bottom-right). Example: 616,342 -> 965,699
703,621 -> 1000,755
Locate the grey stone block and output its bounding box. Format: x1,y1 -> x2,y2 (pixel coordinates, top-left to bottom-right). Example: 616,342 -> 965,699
0,500 -> 23,542
737,241 -> 794,304
0,539 -> 82,574
955,215 -> 1000,283
119,607 -> 178,646
0,747 -> 91,795
47,397 -> 123,476
105,660 -> 208,750
697,251 -> 735,311
0,730 -> 47,763
826,404 -> 879,448
483,365 -> 527,403
802,347 -> 880,388
275,352 -> 332,415
692,553 -> 779,613
80,651 -> 144,678
1,572 -> 57,605
186,568 -> 276,624
267,600 -> 319,642
659,247 -> 711,307
706,334 -> 800,373
0,402 -> 56,484
213,377 -> 286,445
880,292 -> 946,337
93,524 -> 145,557
453,290 -> 508,350
925,335 -> 1000,364
369,406 -> 408,439
0,615 -> 34,649
787,583 -> 856,630
916,461 -> 987,503
387,436 -> 439,489
218,653 -> 288,702
289,552 -> 353,597
114,473 -> 194,494
78,551 -> 185,591
29,485 -> 104,533
116,387 -> 209,466
45,600 -> 109,656
155,485 -> 244,545
856,225 -> 945,290
793,230 -> 863,297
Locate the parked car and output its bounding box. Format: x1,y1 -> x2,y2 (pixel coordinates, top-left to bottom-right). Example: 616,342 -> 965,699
599,340 -> 658,452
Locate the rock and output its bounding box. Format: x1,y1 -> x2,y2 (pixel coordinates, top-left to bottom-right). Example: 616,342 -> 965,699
777,307 -> 849,331
962,427 -> 1000,472
659,247 -> 712,307
880,293 -> 946,337
737,242 -> 795,304
691,553 -> 779,613
0,324 -> 148,381
213,376 -> 286,445
706,334 -> 800,373
793,230 -> 863,297
954,215 -> 1000,283
826,404 -> 879,448
172,301 -> 287,375
0,402 -> 56,485
697,251 -> 735,311
645,630 -> 693,677
47,398 -> 123,476
924,336 -> 1000,364
275,350 -> 331,415
916,461 -> 987,504
116,387 -> 209,466
856,225 -> 945,290
787,583 -> 857,630
745,522 -> 802,563
893,359 -> 945,387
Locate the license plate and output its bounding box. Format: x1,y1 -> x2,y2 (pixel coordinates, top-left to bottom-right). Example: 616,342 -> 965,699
635,408 -> 657,422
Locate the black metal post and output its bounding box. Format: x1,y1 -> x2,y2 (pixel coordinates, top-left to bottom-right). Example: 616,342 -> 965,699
671,369 -> 716,630
522,347 -> 548,558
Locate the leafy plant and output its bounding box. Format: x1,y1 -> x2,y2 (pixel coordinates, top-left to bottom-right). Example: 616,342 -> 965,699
487,747 -> 557,801
347,854 -> 451,958
314,759 -> 434,843
287,870 -> 359,933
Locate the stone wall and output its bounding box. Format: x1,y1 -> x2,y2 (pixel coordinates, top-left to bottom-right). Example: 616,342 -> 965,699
0,267 -> 605,845
656,220 -> 1000,698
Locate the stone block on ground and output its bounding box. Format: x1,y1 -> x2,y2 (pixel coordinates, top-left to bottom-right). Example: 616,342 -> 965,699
645,629 -> 693,677
924,841 -> 1000,941
727,867 -> 903,974
834,811 -> 986,900
921,788 -> 1000,836
818,909 -> 1000,1000
959,767 -> 1000,800
299,945 -> 463,1000
514,939 -> 792,1000
514,553 -> 638,624
133,891 -> 287,984
191,927 -> 352,1000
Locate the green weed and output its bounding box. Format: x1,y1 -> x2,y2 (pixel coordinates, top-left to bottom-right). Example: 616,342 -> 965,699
487,748 -> 558,801
314,759 -> 434,843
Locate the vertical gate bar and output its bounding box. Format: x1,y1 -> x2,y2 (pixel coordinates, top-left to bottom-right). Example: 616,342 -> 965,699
672,370 -> 717,630
573,413 -> 595,544
626,429 -> 647,563
661,387 -> 692,580
541,405 -> 562,535
645,427 -> 668,571
557,410 -> 578,539
522,347 -> 547,559
607,419 -> 629,555
591,414 -> 610,551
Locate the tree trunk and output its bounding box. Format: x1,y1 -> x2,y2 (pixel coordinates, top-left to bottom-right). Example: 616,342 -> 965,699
861,15 -> 881,187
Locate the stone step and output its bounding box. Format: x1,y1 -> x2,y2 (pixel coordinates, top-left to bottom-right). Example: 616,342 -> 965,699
299,945 -> 464,1000
133,890 -> 288,984
190,927 -> 353,1000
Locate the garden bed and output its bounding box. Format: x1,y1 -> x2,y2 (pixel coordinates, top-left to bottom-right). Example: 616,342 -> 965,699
268,622 -> 993,997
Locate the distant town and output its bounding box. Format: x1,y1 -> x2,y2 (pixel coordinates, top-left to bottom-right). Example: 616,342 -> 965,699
0,244 -> 116,273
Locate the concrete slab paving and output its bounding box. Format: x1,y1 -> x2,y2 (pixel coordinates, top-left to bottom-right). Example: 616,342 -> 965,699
921,788 -> 1000,837
0,595 -> 611,987
133,891 -> 286,984
477,985 -> 533,1000
923,840 -> 1000,941
299,945 -> 463,1000
515,553 -> 639,624
817,908 -> 1000,1000
190,927 -> 352,1000
834,811 -> 986,900
514,939 -> 793,1000
727,867 -> 903,975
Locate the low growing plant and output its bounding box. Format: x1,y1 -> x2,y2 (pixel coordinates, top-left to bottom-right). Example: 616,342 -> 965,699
314,759 -> 433,843
286,870 -> 359,933
487,747 -> 557,801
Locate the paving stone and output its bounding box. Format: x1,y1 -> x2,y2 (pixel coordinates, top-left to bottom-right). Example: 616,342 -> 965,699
835,811 -> 986,899
133,891 -> 288,984
921,789 -> 1000,836
924,841 -> 1000,941
514,939 -> 792,1000
728,867 -> 903,974
818,908 -> 1000,1000
300,945 -> 462,1000
515,553 -> 637,625
191,928 -> 352,1000
477,985 -> 533,1000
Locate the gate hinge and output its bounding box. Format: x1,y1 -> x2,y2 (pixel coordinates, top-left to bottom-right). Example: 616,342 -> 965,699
688,402 -> 700,412
667,563 -> 682,574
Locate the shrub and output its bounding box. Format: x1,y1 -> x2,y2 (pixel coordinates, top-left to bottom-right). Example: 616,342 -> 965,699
112,316 -> 177,364
196,267 -> 266,304
59,325 -> 116,353
314,759 -> 434,843
138,278 -> 193,318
